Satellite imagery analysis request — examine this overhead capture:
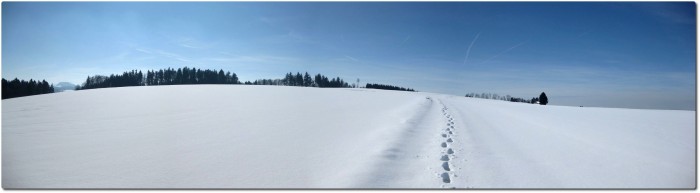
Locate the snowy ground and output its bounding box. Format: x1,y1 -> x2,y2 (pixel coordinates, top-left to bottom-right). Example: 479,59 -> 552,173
2,85 -> 695,189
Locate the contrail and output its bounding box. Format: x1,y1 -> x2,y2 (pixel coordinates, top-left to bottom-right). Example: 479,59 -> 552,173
479,41 -> 527,65
401,35 -> 411,46
463,32 -> 481,66
344,55 -> 359,62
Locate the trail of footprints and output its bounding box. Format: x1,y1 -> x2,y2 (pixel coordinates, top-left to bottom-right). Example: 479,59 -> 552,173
439,104 -> 456,186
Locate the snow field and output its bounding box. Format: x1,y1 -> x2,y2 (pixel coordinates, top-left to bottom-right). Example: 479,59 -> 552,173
442,96 -> 695,188
2,85 -> 695,189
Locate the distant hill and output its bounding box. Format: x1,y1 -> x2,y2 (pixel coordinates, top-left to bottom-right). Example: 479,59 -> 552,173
53,82 -> 77,92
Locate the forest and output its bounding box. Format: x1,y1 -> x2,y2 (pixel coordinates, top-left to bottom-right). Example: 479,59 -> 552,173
2,78 -> 55,99
76,67 -> 240,90
244,72 -> 353,88
365,83 -> 415,92
74,67 -> 360,90
465,92 -> 548,105
72,67 -> 362,91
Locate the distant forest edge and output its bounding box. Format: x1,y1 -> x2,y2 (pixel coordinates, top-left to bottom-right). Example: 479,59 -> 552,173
243,72 -> 353,88
75,68 -> 239,90
69,67 -> 415,93
365,83 -> 415,92
2,67 -> 421,99
2,78 -> 55,99
74,67 -> 365,90
465,92 -> 548,105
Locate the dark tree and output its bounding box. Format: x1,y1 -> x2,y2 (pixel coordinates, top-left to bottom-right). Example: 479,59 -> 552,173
2,79 -> 8,99
176,68 -> 183,84
539,92 -> 548,105
283,73 -> 292,86
290,72 -> 300,86
303,72 -> 313,87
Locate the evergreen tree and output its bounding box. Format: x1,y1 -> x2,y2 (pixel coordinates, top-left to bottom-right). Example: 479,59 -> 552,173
176,68 -> 183,84
2,79 -> 8,99
230,72 -> 239,84
189,67 -> 197,84
196,69 -> 203,84
539,92 -> 548,105
294,72 -> 303,86
303,72 -> 313,87
218,69 -> 225,84
146,71 -> 153,85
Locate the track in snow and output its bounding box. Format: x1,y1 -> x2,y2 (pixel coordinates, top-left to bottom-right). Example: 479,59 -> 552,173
352,96 -> 449,188
438,102 -> 459,188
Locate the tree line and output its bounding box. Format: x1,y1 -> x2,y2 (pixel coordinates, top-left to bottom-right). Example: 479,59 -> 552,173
2,78 -> 55,99
281,72 -> 351,88
76,70 -> 144,90
76,67 -> 240,90
146,67 -> 239,86
244,78 -> 283,86
76,68 -> 356,91
365,83 -> 415,92
465,92 -> 548,105
243,72 -> 353,88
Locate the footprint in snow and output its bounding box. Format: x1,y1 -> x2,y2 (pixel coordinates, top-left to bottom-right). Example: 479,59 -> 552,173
447,148 -> 454,154
441,134 -> 447,138
441,172 -> 451,183
441,142 -> 447,148
447,138 -> 453,143
440,155 -> 450,161
442,162 -> 451,171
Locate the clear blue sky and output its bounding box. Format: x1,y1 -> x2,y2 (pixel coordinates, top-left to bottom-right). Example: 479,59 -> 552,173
2,2 -> 696,110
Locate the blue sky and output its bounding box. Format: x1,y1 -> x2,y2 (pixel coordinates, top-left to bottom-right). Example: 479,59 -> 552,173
2,2 -> 696,110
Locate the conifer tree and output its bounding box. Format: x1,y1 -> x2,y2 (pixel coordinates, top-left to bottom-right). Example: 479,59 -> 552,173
539,92 -> 548,105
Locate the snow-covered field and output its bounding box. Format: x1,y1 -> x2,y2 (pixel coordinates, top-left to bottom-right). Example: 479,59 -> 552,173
2,85 -> 695,189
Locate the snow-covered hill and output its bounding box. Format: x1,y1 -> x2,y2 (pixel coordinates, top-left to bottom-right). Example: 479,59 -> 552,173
53,82 -> 77,92
2,85 -> 695,189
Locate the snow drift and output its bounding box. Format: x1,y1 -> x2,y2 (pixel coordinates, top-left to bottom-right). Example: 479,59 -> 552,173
2,85 -> 695,189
